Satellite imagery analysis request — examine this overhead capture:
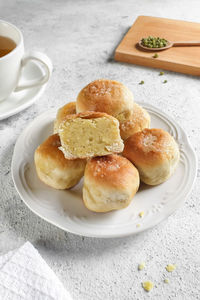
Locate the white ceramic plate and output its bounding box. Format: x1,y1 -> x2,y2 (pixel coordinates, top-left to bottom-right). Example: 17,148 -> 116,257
0,61 -> 47,120
11,103 -> 197,238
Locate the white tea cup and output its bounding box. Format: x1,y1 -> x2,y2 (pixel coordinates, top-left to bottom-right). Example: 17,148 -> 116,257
0,20 -> 52,102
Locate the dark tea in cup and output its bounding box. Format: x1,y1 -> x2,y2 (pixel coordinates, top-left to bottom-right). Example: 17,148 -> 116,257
0,36 -> 16,57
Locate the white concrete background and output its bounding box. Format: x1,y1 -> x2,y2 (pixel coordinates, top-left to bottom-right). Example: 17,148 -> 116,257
0,0 -> 200,299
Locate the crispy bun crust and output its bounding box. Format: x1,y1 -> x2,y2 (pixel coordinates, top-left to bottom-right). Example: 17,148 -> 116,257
76,79 -> 134,117
119,103 -> 150,140
54,102 -> 76,133
123,128 -> 180,185
83,154 -> 140,212
34,134 -> 86,189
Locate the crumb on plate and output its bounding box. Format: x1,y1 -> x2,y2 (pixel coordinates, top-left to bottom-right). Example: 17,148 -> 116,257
142,281 -> 154,292
166,264 -> 176,272
139,211 -> 144,218
138,262 -> 145,270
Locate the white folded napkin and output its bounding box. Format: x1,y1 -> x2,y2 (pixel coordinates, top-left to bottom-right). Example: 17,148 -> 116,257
0,242 -> 72,300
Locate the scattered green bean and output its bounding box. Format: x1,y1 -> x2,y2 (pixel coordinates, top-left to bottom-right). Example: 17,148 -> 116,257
159,71 -> 164,76
139,80 -> 144,85
163,80 -> 167,84
153,53 -> 158,58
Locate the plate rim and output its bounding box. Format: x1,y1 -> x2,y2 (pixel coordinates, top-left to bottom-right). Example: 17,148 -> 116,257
11,102 -> 198,238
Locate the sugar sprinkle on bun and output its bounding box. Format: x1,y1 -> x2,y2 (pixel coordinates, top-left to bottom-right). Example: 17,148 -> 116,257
119,102 -> 150,140
76,79 -> 134,118
83,154 -> 140,212
34,134 -> 86,189
123,128 -> 180,185
58,111 -> 124,159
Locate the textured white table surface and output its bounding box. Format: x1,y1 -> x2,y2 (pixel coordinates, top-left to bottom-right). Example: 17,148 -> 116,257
0,1 -> 200,299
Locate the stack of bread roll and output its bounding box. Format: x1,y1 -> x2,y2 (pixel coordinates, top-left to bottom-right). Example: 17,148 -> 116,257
35,79 -> 180,213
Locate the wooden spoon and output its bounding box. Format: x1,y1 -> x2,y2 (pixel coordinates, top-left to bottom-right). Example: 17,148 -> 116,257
138,40 -> 200,51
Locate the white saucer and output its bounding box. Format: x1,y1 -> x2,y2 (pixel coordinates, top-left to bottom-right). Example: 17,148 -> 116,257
11,103 -> 197,238
0,60 -> 48,120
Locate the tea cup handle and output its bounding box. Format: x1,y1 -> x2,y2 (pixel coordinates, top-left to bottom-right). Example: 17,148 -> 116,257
15,51 -> 52,92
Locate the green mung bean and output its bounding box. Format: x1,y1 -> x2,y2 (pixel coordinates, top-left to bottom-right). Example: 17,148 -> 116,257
139,80 -> 144,85
141,36 -> 168,48
153,53 -> 158,58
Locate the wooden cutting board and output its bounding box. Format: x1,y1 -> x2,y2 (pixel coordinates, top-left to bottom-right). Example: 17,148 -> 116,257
115,16 -> 200,76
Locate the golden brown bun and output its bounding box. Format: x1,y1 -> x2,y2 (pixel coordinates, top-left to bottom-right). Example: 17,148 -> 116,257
123,128 -> 180,185
54,102 -> 76,133
119,103 -> 150,140
83,154 -> 140,212
34,134 -> 86,189
58,111 -> 124,159
76,79 -> 134,118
